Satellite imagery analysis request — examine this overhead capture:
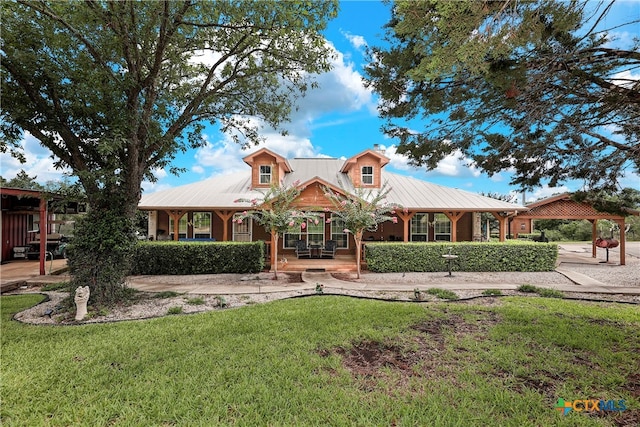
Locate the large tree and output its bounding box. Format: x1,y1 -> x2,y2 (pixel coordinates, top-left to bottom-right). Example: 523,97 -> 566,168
1,0 -> 338,304
365,0 -> 639,191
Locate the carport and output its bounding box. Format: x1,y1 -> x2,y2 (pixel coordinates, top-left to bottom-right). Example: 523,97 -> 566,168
509,193 -> 639,265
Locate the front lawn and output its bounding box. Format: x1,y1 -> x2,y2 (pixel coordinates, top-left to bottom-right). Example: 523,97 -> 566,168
1,294 -> 638,426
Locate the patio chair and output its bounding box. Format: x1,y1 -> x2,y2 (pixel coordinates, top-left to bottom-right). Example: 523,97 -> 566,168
321,240 -> 337,259
295,240 -> 311,258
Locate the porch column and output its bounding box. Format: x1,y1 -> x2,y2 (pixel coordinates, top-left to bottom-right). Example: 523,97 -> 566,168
397,211 -> 415,242
39,197 -> 47,275
443,211 -> 464,242
166,210 -> 185,241
615,218 -> 626,266
590,219 -> 597,259
214,210 -> 235,241
491,212 -> 507,242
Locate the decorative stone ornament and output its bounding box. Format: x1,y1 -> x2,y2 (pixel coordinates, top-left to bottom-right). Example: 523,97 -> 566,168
74,286 -> 90,321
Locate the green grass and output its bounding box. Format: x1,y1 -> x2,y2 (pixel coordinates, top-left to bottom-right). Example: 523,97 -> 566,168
1,294 -> 638,426
426,287 -> 459,300
40,281 -> 71,292
482,288 -> 503,296
518,284 -> 565,298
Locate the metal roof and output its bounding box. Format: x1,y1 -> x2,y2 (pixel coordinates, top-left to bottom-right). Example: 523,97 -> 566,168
139,158 -> 527,212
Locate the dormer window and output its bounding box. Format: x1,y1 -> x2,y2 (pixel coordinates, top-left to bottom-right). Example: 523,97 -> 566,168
361,166 -> 374,185
259,165 -> 272,184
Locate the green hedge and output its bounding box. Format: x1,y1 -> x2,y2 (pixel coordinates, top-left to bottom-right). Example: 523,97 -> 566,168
365,241 -> 558,273
131,241 -> 264,275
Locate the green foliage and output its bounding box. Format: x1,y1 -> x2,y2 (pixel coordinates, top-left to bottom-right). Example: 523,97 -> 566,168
131,241 -> 264,275
186,297 -> 205,306
235,181 -> 317,278
66,208 -> 137,306
323,183 -> 399,236
235,181 -> 317,237
41,282 -> 71,292
517,284 -> 564,299
1,0 -> 338,304
426,288 -> 459,300
167,306 -> 183,315
6,295 -> 637,425
365,242 -> 558,272
573,188 -> 640,216
536,288 -> 564,299
323,183 -> 400,277
482,289 -> 503,296
366,1 -> 639,191
517,284 -> 539,293
0,170 -> 43,190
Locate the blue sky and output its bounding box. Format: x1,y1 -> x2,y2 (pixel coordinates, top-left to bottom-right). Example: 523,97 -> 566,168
2,0 -> 638,202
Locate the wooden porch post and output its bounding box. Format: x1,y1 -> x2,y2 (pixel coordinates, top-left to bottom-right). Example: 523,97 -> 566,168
443,211 -> 464,242
590,219 -> 598,259
397,211 -> 415,242
166,210 -> 185,241
615,218 -> 626,266
214,210 -> 235,241
491,212 -> 507,241
39,197 -> 47,275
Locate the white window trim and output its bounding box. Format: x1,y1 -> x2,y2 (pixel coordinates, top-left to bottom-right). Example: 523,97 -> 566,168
331,217 -> 349,249
434,213 -> 451,241
361,165 -> 374,185
232,215 -> 253,242
410,213 -> 429,242
259,165 -> 272,184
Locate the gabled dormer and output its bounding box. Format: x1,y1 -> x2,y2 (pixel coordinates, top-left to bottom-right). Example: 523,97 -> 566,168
340,148 -> 390,188
243,148 -> 292,189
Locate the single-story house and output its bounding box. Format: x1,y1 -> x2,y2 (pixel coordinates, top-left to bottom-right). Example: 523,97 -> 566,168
138,148 -> 529,268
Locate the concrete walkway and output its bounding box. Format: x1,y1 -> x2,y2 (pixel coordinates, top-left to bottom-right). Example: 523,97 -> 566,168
2,246 -> 638,296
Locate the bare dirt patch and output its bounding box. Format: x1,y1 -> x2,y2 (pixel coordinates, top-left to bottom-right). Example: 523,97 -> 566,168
320,311 -> 501,391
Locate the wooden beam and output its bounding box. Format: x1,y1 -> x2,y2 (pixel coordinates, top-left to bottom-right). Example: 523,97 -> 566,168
490,212 -> 507,241
590,220 -> 597,258
214,210 -> 235,241
615,218 -> 626,266
39,198 -> 47,275
396,211 -> 415,242
166,210 -> 185,241
443,211 -> 464,242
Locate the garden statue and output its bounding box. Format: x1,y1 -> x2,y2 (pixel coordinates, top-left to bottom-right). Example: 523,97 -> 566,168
74,286 -> 90,321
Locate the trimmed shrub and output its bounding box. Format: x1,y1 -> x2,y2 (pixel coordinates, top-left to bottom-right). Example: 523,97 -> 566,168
365,241 -> 557,273
131,241 -> 264,275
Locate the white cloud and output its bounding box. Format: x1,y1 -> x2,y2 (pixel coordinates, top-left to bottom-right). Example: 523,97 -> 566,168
527,185 -> 571,203
341,30 -> 367,50
0,132 -> 70,184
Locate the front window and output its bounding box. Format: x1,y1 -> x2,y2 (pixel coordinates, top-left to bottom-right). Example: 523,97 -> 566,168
361,166 -> 373,185
306,218 -> 324,247
284,224 -> 302,249
331,217 -> 348,249
434,213 -> 451,241
410,213 -> 429,241
259,165 -> 272,184
169,215 -> 188,239
193,212 -> 211,239
233,215 -> 252,242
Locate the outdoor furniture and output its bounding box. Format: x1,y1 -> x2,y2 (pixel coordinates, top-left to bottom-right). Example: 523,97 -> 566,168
309,243 -> 322,258
321,240 -> 337,259
295,240 -> 311,258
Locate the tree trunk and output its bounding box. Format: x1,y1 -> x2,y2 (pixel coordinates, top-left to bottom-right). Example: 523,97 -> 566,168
67,181 -> 139,306
354,230 -> 363,279
272,231 -> 279,280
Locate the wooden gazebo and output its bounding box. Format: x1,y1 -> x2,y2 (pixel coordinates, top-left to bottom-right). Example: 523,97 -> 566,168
510,193 -> 639,265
